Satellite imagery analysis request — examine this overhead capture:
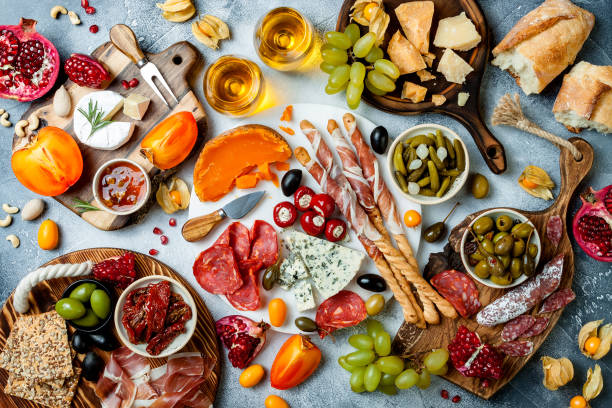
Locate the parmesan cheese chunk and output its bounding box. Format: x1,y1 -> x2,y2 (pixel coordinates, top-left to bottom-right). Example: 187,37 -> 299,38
432,94 -> 446,106
387,30 -> 426,75
437,48 -> 474,84
433,12 -> 482,51
395,1 -> 434,55
123,93 -> 150,120
401,81 -> 428,103
416,69 -> 436,82
457,92 -> 470,106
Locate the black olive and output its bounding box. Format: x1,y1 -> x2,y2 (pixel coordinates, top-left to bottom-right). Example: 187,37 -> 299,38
370,126 -> 389,154
281,169 -> 302,196
71,331 -> 90,354
356,274 -> 387,292
88,331 -> 119,351
82,351 -> 105,382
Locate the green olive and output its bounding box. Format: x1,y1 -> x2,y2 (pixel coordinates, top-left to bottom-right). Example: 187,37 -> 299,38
69,282 -> 97,303
295,316 -> 318,332
512,239 -> 525,257
72,309 -> 101,327
262,264 -> 279,290
490,273 -> 512,286
510,258 -> 523,278
500,255 -> 511,269
90,289 -> 110,319
495,215 -> 513,232
365,294 -> 385,316
494,235 -> 515,256
487,256 -> 506,277
55,298 -> 86,320
470,251 -> 485,261
473,260 -> 491,279
471,173 -> 489,199
472,216 -> 494,235
522,253 -> 536,277
481,238 -> 495,255
528,243 -> 539,258
511,223 -> 533,239
493,231 -> 509,243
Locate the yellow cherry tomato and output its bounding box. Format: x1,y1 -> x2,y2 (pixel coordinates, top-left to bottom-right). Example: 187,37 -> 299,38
239,364 -> 265,388
38,219 -> 59,250
569,395 -> 587,408
403,210 -> 422,228
268,298 -> 287,327
363,2 -> 378,20
584,336 -> 601,355
169,190 -> 182,206
265,395 -> 290,408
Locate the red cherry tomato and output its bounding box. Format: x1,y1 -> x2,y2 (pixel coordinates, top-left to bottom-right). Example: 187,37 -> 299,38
273,202 -> 298,228
324,219 -> 347,242
300,210 -> 326,236
311,193 -> 335,218
294,186 -> 315,211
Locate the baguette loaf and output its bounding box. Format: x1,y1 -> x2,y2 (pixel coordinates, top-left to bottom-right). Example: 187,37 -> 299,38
491,0 -> 594,95
553,61 -> 612,133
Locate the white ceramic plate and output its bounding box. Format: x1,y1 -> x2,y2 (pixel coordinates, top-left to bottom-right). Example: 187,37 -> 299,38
188,103 -> 421,333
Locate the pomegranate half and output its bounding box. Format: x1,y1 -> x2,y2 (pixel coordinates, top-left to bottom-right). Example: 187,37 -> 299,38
0,18 -> 60,101
572,185 -> 612,262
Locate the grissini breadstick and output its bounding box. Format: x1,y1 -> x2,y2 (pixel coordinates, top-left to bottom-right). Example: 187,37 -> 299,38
343,113 -> 456,320
294,146 -> 424,327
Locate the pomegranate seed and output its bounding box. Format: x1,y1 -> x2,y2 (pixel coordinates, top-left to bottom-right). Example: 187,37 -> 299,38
149,249 -> 159,256
121,80 -> 129,90
481,379 -> 491,388
128,78 -> 139,87
89,25 -> 99,34
153,227 -> 163,235
441,390 -> 449,399
161,235 -> 169,245
86,6 -> 96,14
452,395 -> 461,403
81,0 -> 89,8
169,218 -> 177,227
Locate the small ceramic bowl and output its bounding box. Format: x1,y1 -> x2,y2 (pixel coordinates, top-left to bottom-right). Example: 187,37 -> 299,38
92,158 -> 151,216
60,279 -> 114,333
387,123 -> 469,205
460,208 -> 541,289
114,275 -> 197,358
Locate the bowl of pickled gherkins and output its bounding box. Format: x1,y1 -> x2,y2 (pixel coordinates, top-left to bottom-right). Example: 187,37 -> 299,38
387,124 -> 469,205
460,209 -> 541,289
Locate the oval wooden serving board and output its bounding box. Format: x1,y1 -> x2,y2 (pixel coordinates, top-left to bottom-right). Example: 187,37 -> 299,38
0,248 -> 220,408
12,37 -> 207,231
337,0 -> 507,174
393,138 -> 593,399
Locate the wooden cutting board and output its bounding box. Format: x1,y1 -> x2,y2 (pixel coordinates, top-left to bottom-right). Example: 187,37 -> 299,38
337,0 -> 507,175
393,138 -> 593,399
0,248 -> 220,408
12,40 -> 207,231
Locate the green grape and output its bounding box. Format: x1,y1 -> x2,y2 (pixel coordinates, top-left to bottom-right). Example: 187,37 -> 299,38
353,32 -> 376,58
423,348 -> 449,372
374,331 -> 391,356
417,368 -> 431,389
365,45 -> 384,63
349,334 -> 374,350
378,384 -> 398,395
338,355 -> 358,372
344,23 -> 360,45
346,350 -> 376,366
349,62 -> 366,84
394,368 -> 419,390
329,64 -> 350,88
365,78 -> 387,96
380,373 -> 397,386
321,47 -> 348,65
320,62 -> 336,74
364,364 -> 382,392
375,356 -> 404,375
367,320 -> 384,338
429,363 -> 448,376
324,31 -> 352,50
325,81 -> 347,95
346,82 -> 363,110
374,59 -> 400,80
351,383 -> 366,393
350,367 -> 366,390
367,70 -> 395,93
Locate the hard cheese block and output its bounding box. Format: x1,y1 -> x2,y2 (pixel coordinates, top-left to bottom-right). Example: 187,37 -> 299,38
437,48 -> 474,84
433,12 -> 481,51
278,254 -> 310,290
283,230 -> 365,299
292,280 -> 316,312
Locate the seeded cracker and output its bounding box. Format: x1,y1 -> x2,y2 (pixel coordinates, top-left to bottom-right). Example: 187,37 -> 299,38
5,367 -> 81,408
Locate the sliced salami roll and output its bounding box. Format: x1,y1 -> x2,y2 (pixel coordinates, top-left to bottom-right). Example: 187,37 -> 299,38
214,222 -> 251,263
193,245 -> 243,295
430,270 -> 481,318
546,215 -> 563,248
497,340 -> 534,357
521,316 -> 549,338
539,288 -> 576,314
316,290 -> 367,339
226,259 -> 263,311
249,220 -> 279,268
501,315 -> 536,342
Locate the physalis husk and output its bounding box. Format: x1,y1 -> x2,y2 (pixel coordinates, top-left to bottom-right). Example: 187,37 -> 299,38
156,177 -> 190,214
349,0 -> 389,45
583,364 -> 603,402
518,165 -> 555,200
191,15 -> 230,50
541,356 -> 574,391
156,0 -> 196,23
578,319 -> 612,359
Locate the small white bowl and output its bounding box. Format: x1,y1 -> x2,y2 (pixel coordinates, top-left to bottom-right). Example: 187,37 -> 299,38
460,209 -> 541,289
387,124 -> 469,205
92,158 -> 151,216
114,275 -> 197,358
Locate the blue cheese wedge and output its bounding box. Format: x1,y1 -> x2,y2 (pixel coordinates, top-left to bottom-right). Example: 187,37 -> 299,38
278,254 -> 310,290
292,280 -> 316,312
283,230 -> 365,299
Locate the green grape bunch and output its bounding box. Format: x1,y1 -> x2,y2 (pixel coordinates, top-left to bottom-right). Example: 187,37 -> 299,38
321,24 -> 400,109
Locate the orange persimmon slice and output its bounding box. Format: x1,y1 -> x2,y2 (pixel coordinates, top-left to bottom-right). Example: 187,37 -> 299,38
275,162 -> 290,171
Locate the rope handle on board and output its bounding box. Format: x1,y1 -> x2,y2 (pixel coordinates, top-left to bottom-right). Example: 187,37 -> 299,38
491,93 -> 583,161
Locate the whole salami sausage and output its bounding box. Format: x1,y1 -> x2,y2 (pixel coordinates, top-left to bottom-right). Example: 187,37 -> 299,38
214,222 -> 251,263
226,259 -> 263,311
193,245 -> 243,295
497,340 -> 534,357
315,290 -> 367,339
539,288 -> 576,314
501,315 -> 536,342
249,220 -> 279,268
430,270 -> 481,318
521,316 -> 549,338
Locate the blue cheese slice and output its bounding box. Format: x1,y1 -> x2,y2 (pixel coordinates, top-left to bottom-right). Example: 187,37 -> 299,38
292,280 -> 316,312
283,230 -> 365,299
278,255 -> 310,290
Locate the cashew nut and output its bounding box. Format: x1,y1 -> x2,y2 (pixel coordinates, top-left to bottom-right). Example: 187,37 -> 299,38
0,112 -> 11,127
2,203 -> 19,214
68,10 -> 81,25
14,120 -> 29,138
50,5 -> 68,19
6,235 -> 20,248
27,114 -> 39,131
0,108 -> 4,115
0,215 -> 12,228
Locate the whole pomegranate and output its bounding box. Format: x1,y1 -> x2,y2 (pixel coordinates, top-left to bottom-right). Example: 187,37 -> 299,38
0,18 -> 60,101
572,185 -> 612,262
64,53 -> 110,88
448,326 -> 503,380
93,252 -> 136,288
215,315 -> 269,369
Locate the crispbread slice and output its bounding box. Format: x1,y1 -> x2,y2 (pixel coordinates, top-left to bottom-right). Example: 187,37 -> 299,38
0,320 -> 20,370
5,367 -> 81,408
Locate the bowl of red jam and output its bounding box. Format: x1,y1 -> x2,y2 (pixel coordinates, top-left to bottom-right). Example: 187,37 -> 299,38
93,159 -> 151,215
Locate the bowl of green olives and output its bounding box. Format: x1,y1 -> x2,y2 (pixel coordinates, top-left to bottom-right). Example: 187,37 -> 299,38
58,279 -> 114,333
460,209 -> 541,289
387,124 -> 469,205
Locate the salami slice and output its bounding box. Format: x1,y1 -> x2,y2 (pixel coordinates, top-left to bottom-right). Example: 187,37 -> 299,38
316,290 -> 367,339
226,259 -> 263,311
214,222 -> 251,262
501,315 -> 536,342
430,270 -> 481,318
521,316 -> 549,338
546,216 -> 563,248
539,288 -> 576,314
249,220 -> 279,268
193,245 -> 243,295
497,340 -> 534,357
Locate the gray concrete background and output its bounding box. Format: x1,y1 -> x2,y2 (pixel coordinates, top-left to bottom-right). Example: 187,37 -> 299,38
0,0 -> 611,407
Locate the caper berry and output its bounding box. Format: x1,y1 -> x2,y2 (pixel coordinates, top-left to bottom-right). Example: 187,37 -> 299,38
262,264 -> 279,290
528,243 -> 538,258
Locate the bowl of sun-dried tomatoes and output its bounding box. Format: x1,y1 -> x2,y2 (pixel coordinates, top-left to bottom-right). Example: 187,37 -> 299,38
114,275 -> 197,358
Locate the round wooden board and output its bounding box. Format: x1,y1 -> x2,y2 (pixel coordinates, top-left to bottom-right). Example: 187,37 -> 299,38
0,248 -> 220,408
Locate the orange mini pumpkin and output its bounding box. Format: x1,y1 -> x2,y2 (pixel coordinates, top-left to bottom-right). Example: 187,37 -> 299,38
140,111 -> 198,170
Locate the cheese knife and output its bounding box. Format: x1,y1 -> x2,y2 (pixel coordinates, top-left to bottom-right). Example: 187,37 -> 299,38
181,191 -> 265,242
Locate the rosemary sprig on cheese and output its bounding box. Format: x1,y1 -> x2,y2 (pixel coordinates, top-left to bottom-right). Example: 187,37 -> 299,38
77,99 -> 112,138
